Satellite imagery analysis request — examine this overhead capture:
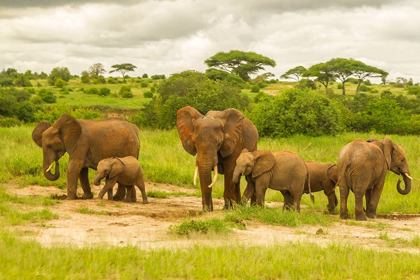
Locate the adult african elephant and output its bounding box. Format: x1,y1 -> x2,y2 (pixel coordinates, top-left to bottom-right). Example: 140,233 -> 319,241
304,161 -> 338,214
176,106 -> 258,211
31,114 -> 140,200
337,137 -> 411,221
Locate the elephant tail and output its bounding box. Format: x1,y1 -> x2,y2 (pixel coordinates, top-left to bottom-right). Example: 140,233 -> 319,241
306,166 -> 315,203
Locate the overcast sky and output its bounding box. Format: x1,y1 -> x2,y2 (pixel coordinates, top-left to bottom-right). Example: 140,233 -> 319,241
1,0 -> 419,82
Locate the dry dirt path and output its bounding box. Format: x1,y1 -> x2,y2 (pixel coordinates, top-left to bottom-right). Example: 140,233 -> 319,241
5,182 -> 420,253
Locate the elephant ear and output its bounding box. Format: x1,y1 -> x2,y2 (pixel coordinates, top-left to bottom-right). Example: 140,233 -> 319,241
109,158 -> 125,179
383,137 -> 394,170
176,106 -> 203,156
327,164 -> 338,184
220,108 -> 244,158
54,114 -> 82,154
252,151 -> 275,178
32,121 -> 51,147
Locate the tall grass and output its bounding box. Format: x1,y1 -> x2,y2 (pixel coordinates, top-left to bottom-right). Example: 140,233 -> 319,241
0,126 -> 419,214
1,231 -> 419,279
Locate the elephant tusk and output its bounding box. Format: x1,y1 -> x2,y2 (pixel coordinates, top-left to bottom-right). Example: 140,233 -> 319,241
404,173 -> 412,180
208,165 -> 218,188
194,165 -> 198,186
46,162 -> 54,173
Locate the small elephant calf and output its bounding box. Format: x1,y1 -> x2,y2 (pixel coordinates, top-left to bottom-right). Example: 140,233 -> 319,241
304,161 -> 338,214
94,156 -> 148,204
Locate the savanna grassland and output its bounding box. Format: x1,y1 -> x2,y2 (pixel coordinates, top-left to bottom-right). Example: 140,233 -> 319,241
2,76 -> 420,278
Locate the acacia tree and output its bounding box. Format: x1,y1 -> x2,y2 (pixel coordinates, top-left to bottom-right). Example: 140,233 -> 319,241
352,60 -> 388,94
89,63 -> 106,77
280,66 -> 307,81
109,63 -> 137,81
204,50 -> 276,81
329,58 -> 354,95
303,62 -> 335,93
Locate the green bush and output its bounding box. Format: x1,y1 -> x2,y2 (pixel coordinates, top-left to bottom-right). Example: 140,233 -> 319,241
38,89 -> 56,103
132,70 -> 250,129
142,73 -> 148,78
205,68 -> 247,89
295,79 -> 317,90
119,86 -> 133,98
359,84 -> 370,92
257,82 -> 267,89
93,75 -> 106,84
337,84 -> 343,89
0,117 -> 21,127
86,88 -> 99,95
251,85 -> 260,93
48,67 -> 71,85
107,77 -> 118,84
143,91 -> 153,98
98,87 -> 111,96
140,82 -> 148,88
408,86 -> 420,96
54,78 -> 66,88
250,88 -> 345,137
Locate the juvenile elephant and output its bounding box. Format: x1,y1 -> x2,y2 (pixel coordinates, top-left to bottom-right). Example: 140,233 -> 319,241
176,106 -> 258,211
305,161 -> 338,214
337,138 -> 412,221
94,156 -> 148,204
32,114 -> 140,200
232,150 -> 309,211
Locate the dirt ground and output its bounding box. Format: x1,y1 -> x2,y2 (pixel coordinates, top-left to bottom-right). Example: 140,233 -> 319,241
6,182 -> 420,253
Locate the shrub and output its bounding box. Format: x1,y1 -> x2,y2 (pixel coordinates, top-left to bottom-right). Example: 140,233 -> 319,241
107,77 -> 118,84
364,79 -> 372,86
408,86 -> 420,96
0,117 -> 21,127
143,91 -> 153,98
257,82 -> 267,89
86,88 -> 99,95
337,84 -> 343,89
48,67 -> 71,85
359,84 -> 370,92
254,92 -> 271,103
54,78 -> 66,88
140,82 -> 148,88
60,88 -> 69,94
98,87 -> 111,96
151,74 -> 166,80
249,88 -> 345,137
132,70 -> 250,129
27,88 -> 36,94
205,68 -> 247,88
38,89 -> 56,103
295,79 -> 317,90
142,73 -> 148,78
14,74 -> 32,87
119,86 -> 133,98
251,85 -> 260,93
16,101 -> 37,122
93,75 -> 106,84
81,71 -> 90,84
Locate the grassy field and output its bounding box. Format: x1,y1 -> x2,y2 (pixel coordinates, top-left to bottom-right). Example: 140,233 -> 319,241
1,126 -> 419,215
1,231 -> 419,279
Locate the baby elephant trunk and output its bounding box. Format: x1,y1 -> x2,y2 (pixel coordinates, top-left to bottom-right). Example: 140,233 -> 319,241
397,173 -> 412,195
94,174 -> 103,186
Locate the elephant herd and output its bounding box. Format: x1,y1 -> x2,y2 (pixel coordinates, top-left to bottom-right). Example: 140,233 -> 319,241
32,107 -> 412,221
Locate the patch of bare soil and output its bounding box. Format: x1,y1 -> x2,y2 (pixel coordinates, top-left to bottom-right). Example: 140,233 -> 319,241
5,182 -> 420,253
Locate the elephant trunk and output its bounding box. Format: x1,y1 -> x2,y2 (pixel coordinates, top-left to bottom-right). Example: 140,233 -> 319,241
43,160 -> 60,181
232,169 -> 242,184
94,174 -> 103,186
397,173 -> 412,195
198,165 -> 214,211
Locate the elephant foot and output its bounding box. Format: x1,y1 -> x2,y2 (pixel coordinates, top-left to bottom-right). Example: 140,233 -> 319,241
340,213 -> 349,219
355,214 -> 367,221
113,195 -> 124,201
366,212 -> 376,219
66,194 -> 78,200
202,204 -> 213,212
81,193 -> 94,199
223,197 -> 237,210
142,200 -> 149,204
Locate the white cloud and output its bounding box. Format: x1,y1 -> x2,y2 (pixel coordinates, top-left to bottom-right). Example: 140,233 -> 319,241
0,0 -> 419,82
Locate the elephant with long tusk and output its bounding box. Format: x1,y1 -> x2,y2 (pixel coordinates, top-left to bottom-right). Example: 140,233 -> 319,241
177,106 -> 258,212
337,137 -> 412,221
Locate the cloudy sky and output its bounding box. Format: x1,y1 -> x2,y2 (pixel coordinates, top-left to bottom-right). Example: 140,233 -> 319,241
1,0 -> 419,82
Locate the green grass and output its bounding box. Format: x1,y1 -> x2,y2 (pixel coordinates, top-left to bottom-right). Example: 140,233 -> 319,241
379,232 -> 420,248
225,205 -> 337,227
146,190 -> 170,198
1,231 -> 420,279
169,218 -> 235,235
1,126 -> 420,214
77,206 -> 108,215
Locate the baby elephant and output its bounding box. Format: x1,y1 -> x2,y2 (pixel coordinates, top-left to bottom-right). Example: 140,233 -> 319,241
94,156 -> 148,204
304,161 -> 338,214
232,150 -> 309,211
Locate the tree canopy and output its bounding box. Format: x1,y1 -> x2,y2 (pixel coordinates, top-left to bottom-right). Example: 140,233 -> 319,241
48,67 -> 71,85
109,63 -> 137,81
204,50 -> 276,81
303,62 -> 335,92
280,66 -> 307,81
89,63 -> 106,77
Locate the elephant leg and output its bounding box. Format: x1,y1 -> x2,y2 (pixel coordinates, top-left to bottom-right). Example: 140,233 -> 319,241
107,189 -> 113,200
291,188 -> 303,213
281,191 -> 293,211
79,168 -> 93,199
223,159 -> 241,209
98,178 -> 118,199
365,188 -> 372,213
242,178 -> 256,204
339,183 -> 350,219
124,186 -> 134,203
367,182 -> 385,219
113,183 -> 126,201
325,189 -> 338,214
136,178 -> 149,204
254,178 -> 269,206
66,161 -> 84,200
354,187 -> 367,221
